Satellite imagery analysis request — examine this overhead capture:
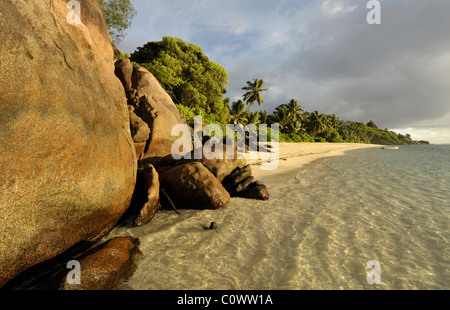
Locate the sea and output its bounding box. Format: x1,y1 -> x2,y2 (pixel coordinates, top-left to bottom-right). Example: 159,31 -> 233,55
97,145 -> 450,290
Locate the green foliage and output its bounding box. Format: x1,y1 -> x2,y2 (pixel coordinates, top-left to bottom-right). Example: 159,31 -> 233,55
175,104 -> 217,126
256,99 -> 411,145
319,127 -> 344,143
129,36 -> 411,146
230,100 -> 247,125
284,99 -> 304,122
98,0 -> 137,44
258,126 -> 280,144
266,99 -> 304,135
131,37 -> 230,123
314,136 -> 327,143
280,133 -> 315,143
302,133 -> 316,143
242,78 -> 269,113
115,51 -> 131,61
246,111 -> 261,125
304,111 -> 329,137
397,133 -> 413,145
337,121 -> 413,145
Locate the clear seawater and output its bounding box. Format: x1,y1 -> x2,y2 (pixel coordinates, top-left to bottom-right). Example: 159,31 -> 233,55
108,144 -> 449,290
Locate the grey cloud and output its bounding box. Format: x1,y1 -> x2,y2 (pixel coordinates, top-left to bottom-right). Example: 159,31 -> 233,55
120,0 -> 450,140
265,0 -> 450,129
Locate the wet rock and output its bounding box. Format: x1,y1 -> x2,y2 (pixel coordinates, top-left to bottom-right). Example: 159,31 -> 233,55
60,237 -> 142,290
160,162 -> 230,210
239,183 -> 270,201
201,222 -> 218,230
133,164 -> 160,227
236,176 -> 255,194
222,165 -> 253,193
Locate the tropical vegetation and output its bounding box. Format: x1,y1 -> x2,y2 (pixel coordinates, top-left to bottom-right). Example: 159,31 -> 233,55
130,37 -> 231,123
130,36 -> 413,146
98,0 -> 137,44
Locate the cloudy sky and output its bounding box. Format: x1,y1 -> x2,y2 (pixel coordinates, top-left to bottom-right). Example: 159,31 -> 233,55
118,0 -> 450,144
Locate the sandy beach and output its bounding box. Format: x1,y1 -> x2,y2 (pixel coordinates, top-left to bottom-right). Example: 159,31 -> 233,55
248,142 -> 381,184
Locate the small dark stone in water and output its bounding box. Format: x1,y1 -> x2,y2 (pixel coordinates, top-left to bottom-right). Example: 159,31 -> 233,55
201,222 -> 218,230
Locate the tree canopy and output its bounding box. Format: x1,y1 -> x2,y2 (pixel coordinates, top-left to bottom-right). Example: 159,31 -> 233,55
98,0 -> 137,44
131,36 -> 230,123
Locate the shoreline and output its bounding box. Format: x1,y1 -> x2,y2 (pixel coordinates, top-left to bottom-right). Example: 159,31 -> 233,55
248,142 -> 381,184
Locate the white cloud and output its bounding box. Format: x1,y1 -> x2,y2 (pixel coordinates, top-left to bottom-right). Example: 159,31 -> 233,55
321,0 -> 357,15
232,26 -> 247,36
321,1 -> 342,15
392,128 -> 450,144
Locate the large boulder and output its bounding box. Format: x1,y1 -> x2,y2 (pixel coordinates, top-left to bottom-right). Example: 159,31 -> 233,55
60,237 -> 142,290
114,59 -> 134,93
128,106 -> 150,159
160,162 -> 230,210
135,93 -> 185,167
114,59 -> 187,168
200,137 -> 247,182
239,183 -> 270,201
128,106 -> 150,144
0,0 -> 136,287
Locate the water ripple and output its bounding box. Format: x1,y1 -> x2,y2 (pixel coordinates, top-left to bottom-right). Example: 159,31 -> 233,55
108,145 -> 449,290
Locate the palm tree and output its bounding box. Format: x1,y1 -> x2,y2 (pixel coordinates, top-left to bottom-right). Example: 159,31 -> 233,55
328,114 -> 342,128
322,114 -> 333,129
285,99 -> 304,123
259,110 -> 269,124
242,78 -> 269,115
270,105 -> 290,132
246,111 -> 261,125
285,119 -> 303,135
230,100 -> 247,125
304,111 -> 329,137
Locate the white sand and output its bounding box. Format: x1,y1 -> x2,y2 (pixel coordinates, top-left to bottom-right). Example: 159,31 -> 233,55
248,142 -> 381,184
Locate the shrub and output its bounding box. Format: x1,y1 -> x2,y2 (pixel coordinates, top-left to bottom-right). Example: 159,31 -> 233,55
131,37 -> 230,123
314,136 -> 327,143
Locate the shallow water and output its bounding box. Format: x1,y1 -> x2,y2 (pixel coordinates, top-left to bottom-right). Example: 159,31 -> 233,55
107,145 -> 449,290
